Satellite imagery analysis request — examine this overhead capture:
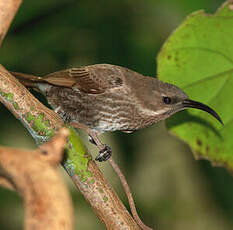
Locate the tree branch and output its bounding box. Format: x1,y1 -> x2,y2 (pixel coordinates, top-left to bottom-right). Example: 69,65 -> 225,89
0,128 -> 74,230
0,0 -> 22,46
0,177 -> 15,190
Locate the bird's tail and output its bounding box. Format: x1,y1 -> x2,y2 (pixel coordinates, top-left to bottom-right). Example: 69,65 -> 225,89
10,71 -> 45,88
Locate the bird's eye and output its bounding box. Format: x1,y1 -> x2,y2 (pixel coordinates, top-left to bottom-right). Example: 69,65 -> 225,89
163,96 -> 172,104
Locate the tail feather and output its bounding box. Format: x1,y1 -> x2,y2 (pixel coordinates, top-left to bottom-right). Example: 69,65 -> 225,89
10,71 -> 44,88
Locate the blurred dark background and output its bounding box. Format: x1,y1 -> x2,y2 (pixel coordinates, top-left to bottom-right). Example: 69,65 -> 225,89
0,0 -> 232,229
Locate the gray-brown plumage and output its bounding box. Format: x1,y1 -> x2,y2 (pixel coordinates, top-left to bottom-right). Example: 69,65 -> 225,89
11,64 -> 223,161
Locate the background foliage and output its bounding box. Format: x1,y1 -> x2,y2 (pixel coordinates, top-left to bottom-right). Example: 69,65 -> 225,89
0,0 -> 232,230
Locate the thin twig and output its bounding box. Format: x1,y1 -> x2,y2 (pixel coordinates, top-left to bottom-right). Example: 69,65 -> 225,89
109,158 -> 154,230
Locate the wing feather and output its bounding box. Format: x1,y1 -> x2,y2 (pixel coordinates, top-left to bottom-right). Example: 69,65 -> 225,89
43,64 -> 124,94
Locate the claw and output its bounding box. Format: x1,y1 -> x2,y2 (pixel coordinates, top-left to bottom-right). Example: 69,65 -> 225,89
95,145 -> 112,162
88,135 -> 97,145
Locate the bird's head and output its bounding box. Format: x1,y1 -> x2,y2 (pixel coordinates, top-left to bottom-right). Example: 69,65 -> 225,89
148,80 -> 223,124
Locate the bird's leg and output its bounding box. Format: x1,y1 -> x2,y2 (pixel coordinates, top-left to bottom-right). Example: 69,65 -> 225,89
54,106 -> 61,113
88,131 -> 112,162
88,135 -> 97,145
70,122 -> 112,162
54,106 -> 72,123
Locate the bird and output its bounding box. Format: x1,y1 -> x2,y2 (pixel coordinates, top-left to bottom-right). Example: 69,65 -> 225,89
10,64 -> 223,161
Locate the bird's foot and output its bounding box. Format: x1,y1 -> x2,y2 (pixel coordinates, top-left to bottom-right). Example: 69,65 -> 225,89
95,145 -> 112,162
56,109 -> 72,123
70,125 -> 111,162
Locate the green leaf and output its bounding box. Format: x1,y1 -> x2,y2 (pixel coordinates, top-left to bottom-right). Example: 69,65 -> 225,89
157,1 -> 233,170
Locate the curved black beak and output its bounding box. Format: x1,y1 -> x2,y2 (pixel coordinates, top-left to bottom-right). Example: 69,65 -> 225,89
182,99 -> 223,125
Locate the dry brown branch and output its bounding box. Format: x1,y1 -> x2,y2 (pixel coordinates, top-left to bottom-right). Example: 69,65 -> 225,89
0,0 -> 22,46
0,1 -> 141,229
0,128 -> 74,230
0,177 -> 15,190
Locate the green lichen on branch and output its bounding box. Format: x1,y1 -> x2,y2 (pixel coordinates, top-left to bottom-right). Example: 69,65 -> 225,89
0,91 -> 20,110
22,113 -> 93,182
23,111 -> 93,182
22,112 -> 93,182
24,112 -> 55,138
103,196 -> 108,203
64,126 -> 93,182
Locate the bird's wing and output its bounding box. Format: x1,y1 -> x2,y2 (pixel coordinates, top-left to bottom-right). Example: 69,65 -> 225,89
43,64 -> 124,94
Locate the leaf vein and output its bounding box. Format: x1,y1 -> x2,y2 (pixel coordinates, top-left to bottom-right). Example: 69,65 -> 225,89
175,46 -> 233,65
183,68 -> 233,89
